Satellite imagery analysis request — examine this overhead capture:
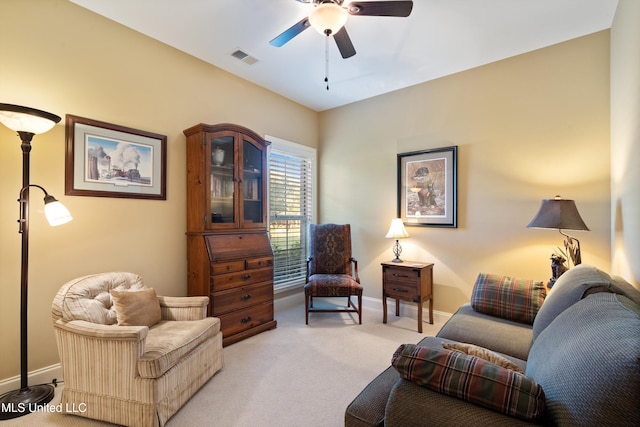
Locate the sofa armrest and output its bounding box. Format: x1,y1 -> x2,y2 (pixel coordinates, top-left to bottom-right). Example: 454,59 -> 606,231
53,319 -> 149,400
157,296 -> 209,321
385,379 -> 539,427
345,366 -> 400,427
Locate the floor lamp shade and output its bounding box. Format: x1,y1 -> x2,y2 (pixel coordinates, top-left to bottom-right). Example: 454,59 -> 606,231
0,103 -> 70,420
0,103 -> 60,134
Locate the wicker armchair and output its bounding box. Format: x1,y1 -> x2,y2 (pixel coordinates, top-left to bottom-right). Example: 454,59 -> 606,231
51,272 -> 223,427
305,223 -> 363,324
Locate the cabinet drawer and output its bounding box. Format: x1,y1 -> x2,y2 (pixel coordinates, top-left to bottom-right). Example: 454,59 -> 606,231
212,260 -> 245,275
218,302 -> 274,337
212,267 -> 273,292
211,283 -> 273,316
246,257 -> 273,270
383,267 -> 420,285
384,282 -> 419,300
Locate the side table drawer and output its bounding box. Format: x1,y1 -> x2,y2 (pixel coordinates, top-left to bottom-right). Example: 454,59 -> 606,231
383,267 -> 420,285
384,282 -> 418,300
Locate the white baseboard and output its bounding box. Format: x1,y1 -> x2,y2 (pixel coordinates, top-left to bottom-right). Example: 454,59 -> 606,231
0,364 -> 63,396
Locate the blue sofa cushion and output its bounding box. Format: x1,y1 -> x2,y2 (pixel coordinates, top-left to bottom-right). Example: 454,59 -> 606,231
526,292 -> 640,427
532,264 -> 622,340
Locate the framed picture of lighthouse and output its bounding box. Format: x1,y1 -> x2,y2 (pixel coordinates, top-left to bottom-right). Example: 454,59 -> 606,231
65,115 -> 166,200
397,146 -> 457,228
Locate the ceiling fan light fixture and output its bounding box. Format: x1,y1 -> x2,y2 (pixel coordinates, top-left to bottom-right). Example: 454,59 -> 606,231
309,3 -> 348,35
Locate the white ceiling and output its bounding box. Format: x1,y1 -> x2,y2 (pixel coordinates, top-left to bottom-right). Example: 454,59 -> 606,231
69,0 -> 618,112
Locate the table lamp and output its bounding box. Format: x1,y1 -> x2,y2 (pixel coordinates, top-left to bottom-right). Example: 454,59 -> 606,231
385,218 -> 409,262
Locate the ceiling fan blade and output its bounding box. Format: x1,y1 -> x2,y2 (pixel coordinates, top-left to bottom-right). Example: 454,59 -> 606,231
270,17 -> 310,47
347,1 -> 413,17
334,27 -> 356,59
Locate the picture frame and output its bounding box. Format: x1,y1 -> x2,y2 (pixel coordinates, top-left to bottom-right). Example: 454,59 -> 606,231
65,115 -> 167,200
397,146 -> 457,227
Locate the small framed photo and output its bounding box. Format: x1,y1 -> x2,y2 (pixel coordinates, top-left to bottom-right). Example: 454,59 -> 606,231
398,146 -> 457,227
65,115 -> 167,200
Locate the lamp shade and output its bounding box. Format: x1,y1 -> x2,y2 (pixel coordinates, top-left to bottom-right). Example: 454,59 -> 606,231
43,195 -> 73,226
0,103 -> 61,134
309,2 -> 348,35
386,218 -> 410,239
527,196 -> 589,231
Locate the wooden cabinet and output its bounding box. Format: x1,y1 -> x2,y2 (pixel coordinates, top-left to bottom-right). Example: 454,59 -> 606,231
381,261 -> 434,333
184,123 -> 276,346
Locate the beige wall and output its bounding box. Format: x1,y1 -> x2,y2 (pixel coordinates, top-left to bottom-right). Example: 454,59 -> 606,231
0,0 -> 317,380
611,0 -> 640,286
319,31 -> 612,313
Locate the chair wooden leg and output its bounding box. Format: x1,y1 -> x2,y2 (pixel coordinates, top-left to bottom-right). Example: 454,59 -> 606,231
305,294 -> 309,324
358,295 -> 362,324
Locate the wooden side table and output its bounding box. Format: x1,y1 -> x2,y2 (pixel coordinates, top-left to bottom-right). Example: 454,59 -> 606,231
381,261 -> 434,333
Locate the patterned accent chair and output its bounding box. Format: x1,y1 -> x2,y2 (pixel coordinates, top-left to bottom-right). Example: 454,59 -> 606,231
305,224 -> 363,324
51,272 -> 224,427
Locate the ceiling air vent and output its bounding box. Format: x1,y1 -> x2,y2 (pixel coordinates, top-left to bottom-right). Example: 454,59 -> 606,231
231,49 -> 258,65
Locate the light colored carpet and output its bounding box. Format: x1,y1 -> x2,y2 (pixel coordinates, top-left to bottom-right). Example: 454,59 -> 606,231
3,293 -> 444,427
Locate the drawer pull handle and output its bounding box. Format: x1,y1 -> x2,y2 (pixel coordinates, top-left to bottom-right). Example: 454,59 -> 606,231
240,294 -> 252,301
393,288 -> 409,293
241,316 -> 252,324
241,274 -> 252,281
392,273 -> 409,278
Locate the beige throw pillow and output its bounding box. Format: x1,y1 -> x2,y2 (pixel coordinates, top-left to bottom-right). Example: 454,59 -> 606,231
110,288 -> 161,327
442,342 -> 525,374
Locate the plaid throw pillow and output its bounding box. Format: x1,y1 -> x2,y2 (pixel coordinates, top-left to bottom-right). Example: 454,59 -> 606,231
392,344 -> 546,421
471,273 -> 546,324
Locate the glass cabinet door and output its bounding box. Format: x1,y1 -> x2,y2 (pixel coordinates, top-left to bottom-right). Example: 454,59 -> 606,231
242,137 -> 265,228
208,133 -> 235,227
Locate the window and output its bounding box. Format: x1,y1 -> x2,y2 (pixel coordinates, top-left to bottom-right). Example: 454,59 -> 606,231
267,136 -> 316,293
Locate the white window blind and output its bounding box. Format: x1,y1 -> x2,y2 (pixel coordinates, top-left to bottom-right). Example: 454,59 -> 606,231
267,137 -> 315,293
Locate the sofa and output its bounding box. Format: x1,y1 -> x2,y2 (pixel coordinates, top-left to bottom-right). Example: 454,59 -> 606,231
51,272 -> 224,427
345,264 -> 640,427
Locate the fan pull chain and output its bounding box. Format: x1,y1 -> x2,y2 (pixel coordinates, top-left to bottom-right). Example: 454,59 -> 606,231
324,34 -> 330,90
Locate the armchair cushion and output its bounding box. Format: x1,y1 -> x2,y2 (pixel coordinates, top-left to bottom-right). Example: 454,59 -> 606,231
305,273 -> 362,297
111,288 -> 162,327
139,317 -> 221,378
391,344 -> 545,421
471,273 -> 546,325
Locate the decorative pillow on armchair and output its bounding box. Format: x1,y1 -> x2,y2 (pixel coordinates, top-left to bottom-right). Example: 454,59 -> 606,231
110,288 -> 162,327
392,344 -> 545,421
471,273 -> 546,324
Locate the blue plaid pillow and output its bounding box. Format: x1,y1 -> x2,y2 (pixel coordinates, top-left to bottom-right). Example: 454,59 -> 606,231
471,273 -> 546,324
392,344 -> 546,421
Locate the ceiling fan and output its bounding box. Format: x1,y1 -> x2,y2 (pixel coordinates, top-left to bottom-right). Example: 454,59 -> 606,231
270,0 -> 414,59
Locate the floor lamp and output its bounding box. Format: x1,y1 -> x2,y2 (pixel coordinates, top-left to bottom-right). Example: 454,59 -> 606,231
0,103 -> 72,420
